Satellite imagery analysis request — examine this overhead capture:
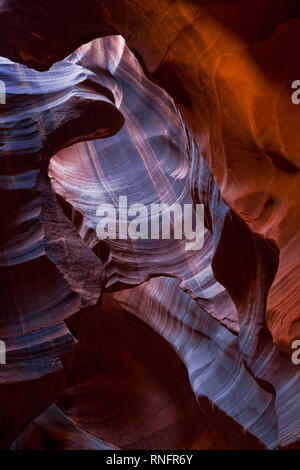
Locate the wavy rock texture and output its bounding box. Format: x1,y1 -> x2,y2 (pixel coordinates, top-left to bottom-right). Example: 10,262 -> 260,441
49,37 -> 238,333
1,0 -> 299,352
0,41 -> 123,447
0,0 -> 299,450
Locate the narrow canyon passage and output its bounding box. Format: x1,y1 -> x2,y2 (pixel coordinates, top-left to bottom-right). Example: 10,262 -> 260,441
0,0 -> 299,451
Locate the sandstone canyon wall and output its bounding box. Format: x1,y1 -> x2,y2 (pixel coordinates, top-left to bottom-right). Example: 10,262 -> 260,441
0,0 -> 299,450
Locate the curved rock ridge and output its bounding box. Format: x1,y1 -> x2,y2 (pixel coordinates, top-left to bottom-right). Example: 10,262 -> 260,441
49,37 -> 238,333
113,276 -> 300,450
112,277 -> 277,450
0,51 -> 123,383
0,40 -> 124,446
0,0 -> 299,354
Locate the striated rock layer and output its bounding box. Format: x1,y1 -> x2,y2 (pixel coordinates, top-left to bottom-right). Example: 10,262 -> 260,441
0,38 -> 123,448
0,0 -> 299,450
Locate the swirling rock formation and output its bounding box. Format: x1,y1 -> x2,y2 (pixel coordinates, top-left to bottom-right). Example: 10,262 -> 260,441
1,0 -> 299,353
0,38 -> 123,448
0,0 -> 299,450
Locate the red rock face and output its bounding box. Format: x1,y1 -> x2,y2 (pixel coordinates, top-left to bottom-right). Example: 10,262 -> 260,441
0,0 -> 299,450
